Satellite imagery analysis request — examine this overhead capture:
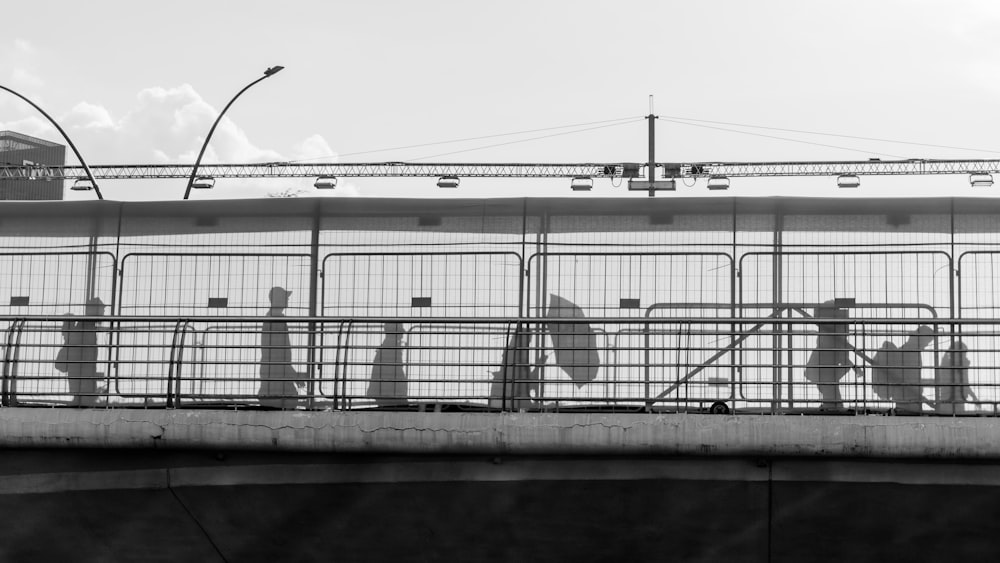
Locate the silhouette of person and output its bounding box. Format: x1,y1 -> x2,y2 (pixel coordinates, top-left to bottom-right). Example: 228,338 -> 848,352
62,297 -> 105,407
804,300 -> 853,410
489,325 -> 547,411
894,326 -> 935,414
872,325 -> 934,415
935,340 -> 974,415
258,286 -> 305,409
367,322 -> 408,407
54,314 -> 74,374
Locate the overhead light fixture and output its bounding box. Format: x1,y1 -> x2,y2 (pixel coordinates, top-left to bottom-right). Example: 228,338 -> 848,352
191,176 -> 216,190
570,176 -> 593,191
314,176 -> 338,189
970,173 -> 993,187
706,175 -> 730,190
627,179 -> 676,191
837,174 -> 860,189
437,176 -> 459,189
70,179 -> 94,191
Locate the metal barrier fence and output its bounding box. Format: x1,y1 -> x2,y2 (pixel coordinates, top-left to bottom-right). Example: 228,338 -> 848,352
0,314 -> 995,416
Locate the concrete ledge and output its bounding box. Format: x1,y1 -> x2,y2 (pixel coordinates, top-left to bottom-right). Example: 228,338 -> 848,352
1,408 -> 999,459
8,456 -> 1000,496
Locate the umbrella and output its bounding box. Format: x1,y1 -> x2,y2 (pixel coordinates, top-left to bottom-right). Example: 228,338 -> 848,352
545,294 -> 600,387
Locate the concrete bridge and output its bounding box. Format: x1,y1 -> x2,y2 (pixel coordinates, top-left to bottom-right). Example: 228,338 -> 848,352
2,408 -> 1000,562
0,195 -> 998,560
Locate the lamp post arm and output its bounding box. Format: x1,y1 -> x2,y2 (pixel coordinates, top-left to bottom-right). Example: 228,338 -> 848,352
0,84 -> 103,200
182,73 -> 276,200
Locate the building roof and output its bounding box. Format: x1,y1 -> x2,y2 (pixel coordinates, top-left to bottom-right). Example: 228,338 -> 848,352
0,131 -> 62,152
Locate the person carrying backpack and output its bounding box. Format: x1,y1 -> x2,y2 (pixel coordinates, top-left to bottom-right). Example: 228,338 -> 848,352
871,326 -> 934,415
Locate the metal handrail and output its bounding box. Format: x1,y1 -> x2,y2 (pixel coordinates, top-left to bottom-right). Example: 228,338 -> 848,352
1,319 -> 23,407
0,313 -> 993,414
167,320 -> 195,407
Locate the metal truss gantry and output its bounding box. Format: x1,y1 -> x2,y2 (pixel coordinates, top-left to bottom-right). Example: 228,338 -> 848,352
2,159 -> 1000,181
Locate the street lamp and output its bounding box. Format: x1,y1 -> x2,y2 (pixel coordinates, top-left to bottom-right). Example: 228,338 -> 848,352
0,84 -> 103,200
182,66 -> 284,199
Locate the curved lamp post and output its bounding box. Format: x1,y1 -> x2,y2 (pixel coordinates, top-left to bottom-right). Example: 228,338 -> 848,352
0,84 -> 103,200
183,66 -> 284,199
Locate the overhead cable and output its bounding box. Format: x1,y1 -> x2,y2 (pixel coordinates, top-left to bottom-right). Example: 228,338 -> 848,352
661,117 -> 908,159
662,115 -> 1000,155
288,115 -> 644,163
410,118 -> 645,161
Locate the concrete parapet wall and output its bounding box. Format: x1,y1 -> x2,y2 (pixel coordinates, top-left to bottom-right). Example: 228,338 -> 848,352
1,408 -> 999,459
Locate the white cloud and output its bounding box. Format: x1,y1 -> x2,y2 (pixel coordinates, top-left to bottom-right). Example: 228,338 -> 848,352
118,84 -> 279,163
292,134 -> 336,161
63,101 -> 116,130
0,115 -> 50,137
3,82 -> 360,200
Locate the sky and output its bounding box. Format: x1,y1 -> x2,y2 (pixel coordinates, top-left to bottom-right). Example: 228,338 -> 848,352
2,0 -> 1000,201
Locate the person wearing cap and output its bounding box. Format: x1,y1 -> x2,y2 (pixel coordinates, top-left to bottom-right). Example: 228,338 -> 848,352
64,297 -> 106,407
259,286 -> 305,408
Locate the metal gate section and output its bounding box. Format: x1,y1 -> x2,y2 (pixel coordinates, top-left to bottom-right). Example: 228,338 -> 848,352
738,251 -> 952,411
321,252 -> 523,318
0,251 -> 117,406
958,251 -> 1000,406
527,252 -> 735,408
116,253 -> 312,404
318,252 -> 523,400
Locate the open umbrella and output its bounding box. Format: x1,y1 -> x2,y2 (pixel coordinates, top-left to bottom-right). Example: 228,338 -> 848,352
545,294 -> 600,387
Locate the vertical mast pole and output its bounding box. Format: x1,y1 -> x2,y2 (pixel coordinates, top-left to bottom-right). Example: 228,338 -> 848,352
648,95 -> 656,197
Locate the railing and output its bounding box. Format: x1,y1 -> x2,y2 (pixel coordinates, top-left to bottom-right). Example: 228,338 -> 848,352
0,314 -> 996,416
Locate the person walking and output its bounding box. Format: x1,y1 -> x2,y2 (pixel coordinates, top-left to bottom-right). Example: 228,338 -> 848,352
368,322 -> 408,407
935,340 -> 974,415
804,300 -> 853,410
258,286 -> 305,409
63,297 -> 106,407
872,326 -> 935,415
